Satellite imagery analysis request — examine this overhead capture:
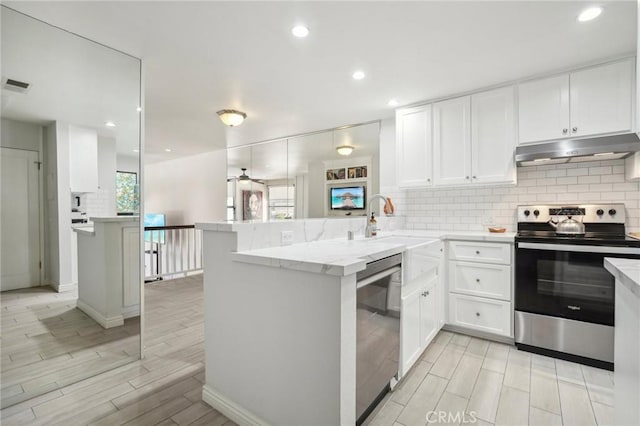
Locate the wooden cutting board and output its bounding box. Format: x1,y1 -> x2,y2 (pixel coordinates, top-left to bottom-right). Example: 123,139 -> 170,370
628,232 -> 640,240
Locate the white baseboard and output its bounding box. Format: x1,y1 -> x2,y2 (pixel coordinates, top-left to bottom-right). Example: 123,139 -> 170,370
77,299 -> 124,329
54,282 -> 77,293
122,304 -> 140,319
202,385 -> 267,426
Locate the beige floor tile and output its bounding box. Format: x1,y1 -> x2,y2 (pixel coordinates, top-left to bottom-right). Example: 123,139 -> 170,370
467,369 -> 504,423
430,345 -> 465,380
449,334 -> 471,348
581,365 -> 614,406
367,400 -> 403,426
482,344 -> 509,374
465,338 -> 489,358
446,354 -> 483,399
396,374 -> 448,426
171,401 -> 213,425
555,359 -> 585,386
558,380 -> 597,426
530,354 -> 556,372
530,369 -> 560,414
392,361 -> 433,405
429,392 -> 469,425
494,386 -> 529,426
503,362 -> 531,392
528,407 -> 562,426
421,342 -> 446,363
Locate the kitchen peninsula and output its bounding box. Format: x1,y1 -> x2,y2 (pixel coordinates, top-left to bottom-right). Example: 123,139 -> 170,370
74,216 -> 140,328
196,217 -> 514,425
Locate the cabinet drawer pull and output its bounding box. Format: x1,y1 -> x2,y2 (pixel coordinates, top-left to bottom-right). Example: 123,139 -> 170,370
476,278 -> 480,283
475,250 -> 480,255
572,127 -> 578,133
562,128 -> 568,134
426,291 -> 430,296
475,312 -> 481,317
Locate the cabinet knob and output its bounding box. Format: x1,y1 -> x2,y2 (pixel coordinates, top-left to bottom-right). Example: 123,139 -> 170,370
476,312 -> 481,317
472,176 -> 477,179
426,291 -> 430,296
572,127 -> 578,133
427,178 -> 431,182
466,176 -> 470,180
476,278 -> 480,283
475,250 -> 480,255
562,128 -> 568,134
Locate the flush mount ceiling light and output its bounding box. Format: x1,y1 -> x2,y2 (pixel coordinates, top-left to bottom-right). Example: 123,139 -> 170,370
164,148 -> 172,152
291,25 -> 309,38
217,109 -> 247,127
388,99 -> 399,107
352,70 -> 366,80
336,145 -> 354,156
105,121 -> 116,127
578,6 -> 602,22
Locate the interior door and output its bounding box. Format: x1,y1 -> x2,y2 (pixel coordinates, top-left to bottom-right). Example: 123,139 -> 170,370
1,147 -> 40,290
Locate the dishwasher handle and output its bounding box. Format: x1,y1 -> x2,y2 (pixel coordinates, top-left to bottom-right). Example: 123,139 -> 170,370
356,265 -> 401,289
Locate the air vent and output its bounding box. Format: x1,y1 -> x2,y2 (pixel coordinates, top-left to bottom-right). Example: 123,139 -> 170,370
3,77 -> 31,93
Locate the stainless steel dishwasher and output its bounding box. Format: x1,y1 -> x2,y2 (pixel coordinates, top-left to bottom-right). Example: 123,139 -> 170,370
356,253 -> 402,425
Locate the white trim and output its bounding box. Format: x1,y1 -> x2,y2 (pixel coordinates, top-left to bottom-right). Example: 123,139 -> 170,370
122,304 -> 140,319
54,282 -> 77,293
77,299 -> 124,329
202,385 -> 268,426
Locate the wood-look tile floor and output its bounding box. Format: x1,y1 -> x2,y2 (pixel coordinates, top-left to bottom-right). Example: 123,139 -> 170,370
1,286 -> 140,408
1,275 -> 234,426
365,331 -> 614,426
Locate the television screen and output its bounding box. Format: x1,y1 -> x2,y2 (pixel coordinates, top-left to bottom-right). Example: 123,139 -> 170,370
144,213 -> 165,243
331,186 -> 365,210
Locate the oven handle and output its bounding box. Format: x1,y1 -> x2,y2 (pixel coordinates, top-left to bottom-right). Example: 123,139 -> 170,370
518,242 -> 640,255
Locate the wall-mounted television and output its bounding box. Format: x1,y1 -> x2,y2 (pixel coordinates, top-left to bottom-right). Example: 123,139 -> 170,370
330,186 -> 366,210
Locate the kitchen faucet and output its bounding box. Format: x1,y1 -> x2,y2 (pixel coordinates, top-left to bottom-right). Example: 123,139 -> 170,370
366,194 -> 392,238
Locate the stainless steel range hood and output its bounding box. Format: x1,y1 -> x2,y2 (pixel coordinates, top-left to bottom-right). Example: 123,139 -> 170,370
515,133 -> 640,167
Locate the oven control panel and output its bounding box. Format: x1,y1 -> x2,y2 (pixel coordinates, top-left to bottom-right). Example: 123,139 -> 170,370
517,204 -> 626,224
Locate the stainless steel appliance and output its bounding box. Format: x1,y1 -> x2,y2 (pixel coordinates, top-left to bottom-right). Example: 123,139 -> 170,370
515,204 -> 640,370
356,253 -> 402,425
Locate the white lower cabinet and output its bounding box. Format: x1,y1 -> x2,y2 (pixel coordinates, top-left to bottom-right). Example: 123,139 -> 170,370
447,240 -> 513,338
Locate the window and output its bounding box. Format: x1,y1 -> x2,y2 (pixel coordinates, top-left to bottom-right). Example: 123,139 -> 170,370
268,185 -> 295,220
116,171 -> 139,214
227,196 -> 235,221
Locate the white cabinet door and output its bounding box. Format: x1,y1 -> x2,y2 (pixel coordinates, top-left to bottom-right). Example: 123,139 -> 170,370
69,125 -> 98,193
570,59 -> 634,137
396,105 -> 433,187
433,96 -> 471,186
471,86 -> 516,184
518,74 -> 570,144
401,288 -> 422,375
419,277 -> 438,348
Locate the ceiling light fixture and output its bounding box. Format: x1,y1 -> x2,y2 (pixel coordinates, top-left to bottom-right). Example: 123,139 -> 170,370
133,149 -> 139,153
388,99 -> 399,107
578,6 -> 602,22
291,25 -> 309,38
105,121 -> 116,127
217,109 -> 247,127
594,152 -> 615,156
164,148 -> 172,152
136,106 -> 142,112
336,145 -> 354,156
352,70 -> 366,80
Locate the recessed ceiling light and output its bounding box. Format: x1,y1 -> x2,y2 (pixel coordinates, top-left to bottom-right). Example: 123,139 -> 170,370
105,121 -> 116,127
352,70 -> 366,80
388,99 -> 399,107
136,106 -> 142,112
578,6 -> 602,22
133,149 -> 139,153
291,25 -> 309,38
164,148 -> 171,152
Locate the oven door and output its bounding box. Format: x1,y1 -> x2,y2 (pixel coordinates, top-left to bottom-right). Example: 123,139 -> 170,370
515,242 -> 640,326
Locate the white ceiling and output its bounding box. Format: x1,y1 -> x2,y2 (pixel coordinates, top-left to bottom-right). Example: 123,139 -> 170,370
6,1 -> 636,164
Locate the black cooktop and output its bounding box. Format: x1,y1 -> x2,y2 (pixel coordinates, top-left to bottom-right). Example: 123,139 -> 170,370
516,230 -> 640,247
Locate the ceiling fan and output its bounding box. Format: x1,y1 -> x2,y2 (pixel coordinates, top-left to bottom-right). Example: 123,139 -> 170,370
227,168 -> 264,184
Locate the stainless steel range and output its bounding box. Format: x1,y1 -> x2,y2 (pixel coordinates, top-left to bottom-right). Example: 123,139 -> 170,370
515,204 -> 640,370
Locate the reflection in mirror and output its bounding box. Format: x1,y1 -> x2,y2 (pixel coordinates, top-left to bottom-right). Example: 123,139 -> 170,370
0,7 -> 141,407
226,122 -> 379,221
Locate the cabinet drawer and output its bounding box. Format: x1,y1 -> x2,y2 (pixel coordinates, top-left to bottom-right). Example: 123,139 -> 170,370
448,241 -> 511,265
448,293 -> 511,337
449,261 -> 511,300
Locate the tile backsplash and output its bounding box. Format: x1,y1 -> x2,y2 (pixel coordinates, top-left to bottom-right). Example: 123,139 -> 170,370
73,189 -> 115,218
381,159 -> 639,232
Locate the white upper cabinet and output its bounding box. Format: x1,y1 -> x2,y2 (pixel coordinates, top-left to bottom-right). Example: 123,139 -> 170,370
396,105 -> 433,187
433,96 -> 471,186
471,86 -> 516,184
518,59 -> 634,145
570,59 -> 634,137
68,125 -> 98,193
518,74 -> 570,144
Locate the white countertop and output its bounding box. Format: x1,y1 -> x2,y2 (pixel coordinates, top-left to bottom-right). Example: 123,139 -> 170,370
91,216 -> 139,223
231,230 -> 515,276
605,258 -> 640,297
73,226 -> 95,236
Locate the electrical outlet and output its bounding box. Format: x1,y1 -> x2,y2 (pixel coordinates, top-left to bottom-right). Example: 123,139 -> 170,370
281,230 -> 294,245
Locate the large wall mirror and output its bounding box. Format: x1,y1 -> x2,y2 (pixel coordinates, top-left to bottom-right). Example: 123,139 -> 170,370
226,121 -> 380,221
0,7 -> 142,407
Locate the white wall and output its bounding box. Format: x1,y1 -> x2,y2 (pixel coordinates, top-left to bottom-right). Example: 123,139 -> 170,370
145,150 -> 227,225
82,136 -> 117,217
1,118 -> 42,152
379,117 -> 396,190
117,154 -> 139,173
